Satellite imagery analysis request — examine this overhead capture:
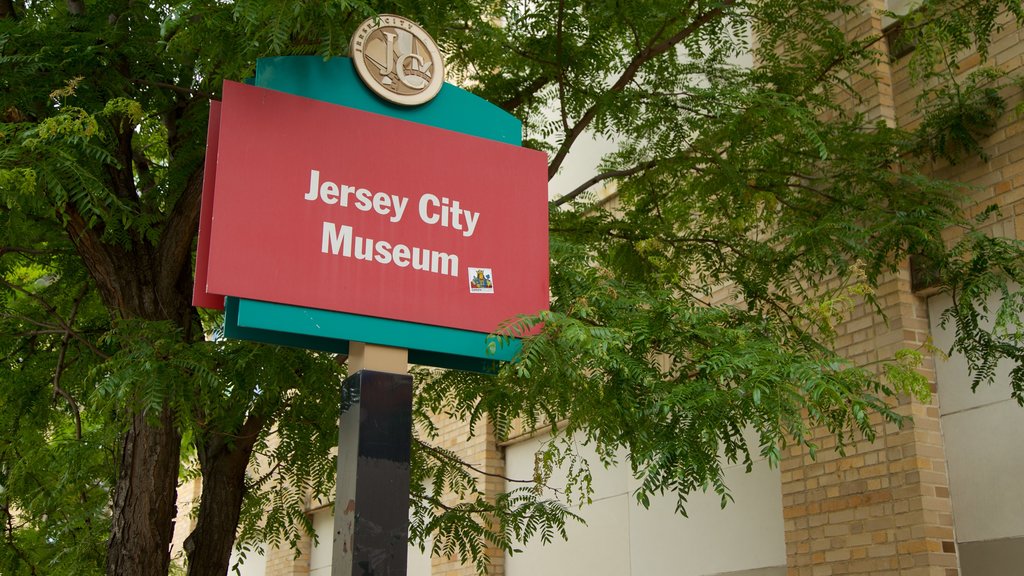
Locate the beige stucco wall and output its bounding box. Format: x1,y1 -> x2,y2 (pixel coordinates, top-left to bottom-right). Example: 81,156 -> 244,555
928,289 -> 1024,575
502,433 -> 787,576
228,543 -> 267,576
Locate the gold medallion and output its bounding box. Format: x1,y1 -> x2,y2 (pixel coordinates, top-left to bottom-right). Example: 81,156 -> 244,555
350,14 -> 445,106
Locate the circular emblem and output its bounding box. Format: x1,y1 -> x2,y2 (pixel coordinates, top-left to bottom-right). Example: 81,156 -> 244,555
350,15 -> 445,106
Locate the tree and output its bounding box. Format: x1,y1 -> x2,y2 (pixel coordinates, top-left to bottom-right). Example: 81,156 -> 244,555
2,1 -> 1023,575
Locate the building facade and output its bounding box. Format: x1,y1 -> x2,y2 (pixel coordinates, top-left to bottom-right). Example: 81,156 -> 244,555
176,3 -> 1024,575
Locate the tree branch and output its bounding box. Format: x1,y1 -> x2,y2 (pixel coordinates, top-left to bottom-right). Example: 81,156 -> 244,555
63,205 -> 126,315
547,0 -> 737,180
804,36 -> 882,93
3,505 -> 39,576
0,246 -> 71,258
416,438 -> 535,485
0,278 -> 110,360
551,159 -> 658,207
53,375 -> 83,440
245,461 -> 281,492
556,0 -> 569,134
106,116 -> 139,202
52,288 -> 88,440
499,76 -> 552,112
156,166 -> 204,307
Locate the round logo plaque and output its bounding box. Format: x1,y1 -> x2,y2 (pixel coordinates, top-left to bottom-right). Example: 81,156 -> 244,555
350,14 -> 445,106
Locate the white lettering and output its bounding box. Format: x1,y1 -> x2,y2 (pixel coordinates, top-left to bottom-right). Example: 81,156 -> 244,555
374,240 -> 393,265
320,181 -> 339,205
450,199 -> 463,231
311,172 -> 479,234
393,244 -> 410,267
416,193 -> 480,237
372,191 -> 391,217
419,193 -> 440,225
432,250 -> 458,276
411,247 -> 430,271
391,195 -> 408,223
463,210 -> 479,237
340,184 -> 356,207
354,188 -> 373,212
321,221 -> 458,277
354,236 -> 373,261
306,170 -> 320,201
322,222 -> 351,255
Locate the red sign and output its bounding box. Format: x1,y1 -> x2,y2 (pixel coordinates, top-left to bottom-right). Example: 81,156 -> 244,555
204,81 -> 549,335
192,100 -> 224,310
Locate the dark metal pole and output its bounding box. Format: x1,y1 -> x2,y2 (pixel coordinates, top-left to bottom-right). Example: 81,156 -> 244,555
332,364 -> 413,576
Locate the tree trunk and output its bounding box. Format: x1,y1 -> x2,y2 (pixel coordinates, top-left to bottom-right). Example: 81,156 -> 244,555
68,220 -> 189,576
107,407 -> 182,576
0,0 -> 16,20
60,136 -> 203,575
184,416 -> 265,576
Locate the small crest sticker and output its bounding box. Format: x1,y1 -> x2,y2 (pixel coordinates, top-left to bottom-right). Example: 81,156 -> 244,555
468,267 -> 494,294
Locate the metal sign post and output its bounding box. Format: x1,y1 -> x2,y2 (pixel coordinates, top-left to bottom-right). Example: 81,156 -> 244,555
333,343 -> 412,576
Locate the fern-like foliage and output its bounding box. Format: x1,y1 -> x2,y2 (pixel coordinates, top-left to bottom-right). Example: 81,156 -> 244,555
1,1 -> 1023,575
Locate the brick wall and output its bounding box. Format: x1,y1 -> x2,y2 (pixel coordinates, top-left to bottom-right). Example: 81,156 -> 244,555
782,268 -> 957,576
784,4 -> 1024,576
170,477 -> 202,569
264,534 -> 313,576
782,2 -> 961,575
428,411 -> 507,576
